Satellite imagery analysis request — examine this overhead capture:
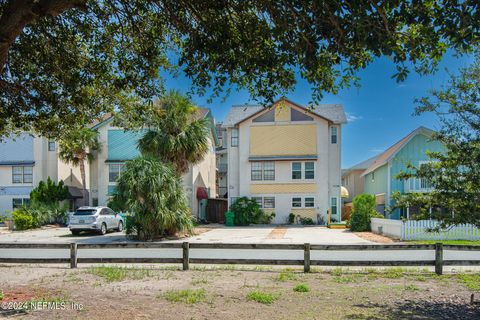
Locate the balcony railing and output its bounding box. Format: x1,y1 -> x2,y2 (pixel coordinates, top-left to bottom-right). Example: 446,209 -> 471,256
404,178 -> 434,193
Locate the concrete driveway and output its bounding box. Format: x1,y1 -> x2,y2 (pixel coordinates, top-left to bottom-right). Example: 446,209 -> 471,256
186,225 -> 372,244
0,225 -> 371,244
0,226 -> 127,244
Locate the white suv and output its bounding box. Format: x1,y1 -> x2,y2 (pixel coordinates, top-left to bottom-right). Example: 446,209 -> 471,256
69,206 -> 124,235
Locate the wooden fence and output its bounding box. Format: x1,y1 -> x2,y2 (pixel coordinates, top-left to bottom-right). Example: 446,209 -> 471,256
1,243 -> 480,275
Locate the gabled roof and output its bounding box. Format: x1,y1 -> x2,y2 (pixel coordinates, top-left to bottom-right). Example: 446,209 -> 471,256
89,108 -> 217,144
342,155 -> 379,176
361,126 -> 436,176
222,98 -> 347,127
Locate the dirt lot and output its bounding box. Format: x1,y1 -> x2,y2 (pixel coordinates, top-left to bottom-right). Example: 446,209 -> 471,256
0,265 -> 479,320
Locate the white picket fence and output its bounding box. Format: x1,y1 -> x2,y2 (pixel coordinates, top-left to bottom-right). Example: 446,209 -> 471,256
402,220 -> 480,240
371,218 -> 480,240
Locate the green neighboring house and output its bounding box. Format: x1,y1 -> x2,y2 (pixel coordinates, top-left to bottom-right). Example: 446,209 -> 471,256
360,126 -> 445,219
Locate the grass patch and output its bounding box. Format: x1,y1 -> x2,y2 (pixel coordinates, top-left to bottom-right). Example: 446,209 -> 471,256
333,275 -> 361,283
274,271 -> 298,282
410,240 -> 480,246
330,268 -> 343,277
246,291 -> 277,304
163,289 -> 206,304
404,284 -> 420,291
191,277 -> 209,285
458,274 -> 480,291
383,268 -> 407,279
0,290 -> 3,300
87,266 -> 152,282
293,283 -> 310,292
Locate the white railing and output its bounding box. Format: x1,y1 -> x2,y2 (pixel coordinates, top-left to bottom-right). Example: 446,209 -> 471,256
404,178 -> 434,193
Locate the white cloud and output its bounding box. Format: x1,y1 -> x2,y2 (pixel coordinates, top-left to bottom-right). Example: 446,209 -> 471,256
346,113 -> 363,122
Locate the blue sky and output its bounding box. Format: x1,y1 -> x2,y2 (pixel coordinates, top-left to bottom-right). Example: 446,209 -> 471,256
163,52 -> 472,168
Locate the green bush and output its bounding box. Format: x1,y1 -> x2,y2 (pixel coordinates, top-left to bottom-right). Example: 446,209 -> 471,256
349,194 -> 381,232
12,208 -> 38,230
229,197 -> 273,225
287,213 -> 295,224
299,217 -> 315,225
112,156 -> 193,240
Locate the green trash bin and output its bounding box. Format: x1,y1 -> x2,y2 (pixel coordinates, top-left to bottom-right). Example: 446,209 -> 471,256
225,211 -> 235,226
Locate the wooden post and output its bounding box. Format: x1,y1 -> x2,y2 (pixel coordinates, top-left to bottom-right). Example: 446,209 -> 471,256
182,242 -> 189,271
304,243 -> 310,273
327,208 -> 331,225
435,242 -> 443,275
70,243 -> 77,269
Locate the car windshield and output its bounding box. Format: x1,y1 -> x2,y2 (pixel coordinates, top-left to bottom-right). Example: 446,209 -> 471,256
74,209 -> 97,216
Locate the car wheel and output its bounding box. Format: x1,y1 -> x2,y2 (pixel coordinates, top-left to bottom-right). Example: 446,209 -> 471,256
71,230 -> 81,236
99,223 -> 107,235
117,221 -> 124,232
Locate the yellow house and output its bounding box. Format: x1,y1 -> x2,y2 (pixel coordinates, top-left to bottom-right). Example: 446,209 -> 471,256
222,98 -> 347,224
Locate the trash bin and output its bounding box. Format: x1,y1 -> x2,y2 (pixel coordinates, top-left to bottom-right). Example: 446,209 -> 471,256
225,211 -> 234,226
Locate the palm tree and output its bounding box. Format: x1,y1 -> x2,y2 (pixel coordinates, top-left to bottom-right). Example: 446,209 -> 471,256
112,156 -> 192,240
138,91 -> 210,174
58,128 -> 100,206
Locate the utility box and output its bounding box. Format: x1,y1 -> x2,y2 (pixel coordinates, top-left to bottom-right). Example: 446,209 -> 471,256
225,211 -> 234,226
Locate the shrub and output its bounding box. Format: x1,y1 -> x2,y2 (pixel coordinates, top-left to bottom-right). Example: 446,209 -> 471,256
30,177 -> 69,205
299,217 -> 315,225
229,197 -> 271,225
349,194 -> 379,232
12,208 -> 38,230
287,213 -> 295,224
111,156 -> 193,240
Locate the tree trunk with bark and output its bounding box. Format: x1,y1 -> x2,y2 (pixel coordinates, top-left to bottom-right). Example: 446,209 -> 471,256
79,159 -> 89,206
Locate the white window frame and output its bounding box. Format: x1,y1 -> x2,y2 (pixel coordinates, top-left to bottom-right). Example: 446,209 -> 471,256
291,197 -> 302,208
231,128 -> 239,147
263,197 -> 275,209
331,126 -> 338,144
12,166 -> 33,184
251,162 -> 275,181
108,164 -> 125,183
48,140 -> 56,151
291,161 -> 315,180
304,197 -> 315,208
331,197 -> 338,216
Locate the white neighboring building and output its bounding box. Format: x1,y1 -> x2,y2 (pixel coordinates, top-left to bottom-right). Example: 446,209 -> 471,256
0,134 -> 85,216
222,98 -> 346,224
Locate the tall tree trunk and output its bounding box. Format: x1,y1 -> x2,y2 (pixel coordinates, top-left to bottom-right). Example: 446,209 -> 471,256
0,0 -> 87,73
79,159 -> 88,206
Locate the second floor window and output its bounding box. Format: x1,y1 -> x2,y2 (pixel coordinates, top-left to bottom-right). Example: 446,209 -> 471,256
109,164 -> 125,183
12,166 -> 33,184
251,162 -> 275,181
231,128 -> 238,147
291,162 -> 315,180
331,126 -> 338,144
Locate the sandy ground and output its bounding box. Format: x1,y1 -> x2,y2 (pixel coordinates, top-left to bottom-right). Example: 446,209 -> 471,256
0,264 -> 479,320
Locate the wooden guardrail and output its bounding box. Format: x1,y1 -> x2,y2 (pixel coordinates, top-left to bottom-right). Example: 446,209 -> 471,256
1,243 -> 480,275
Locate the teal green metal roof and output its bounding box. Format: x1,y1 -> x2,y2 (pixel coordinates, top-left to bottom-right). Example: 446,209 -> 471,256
107,129 -> 146,161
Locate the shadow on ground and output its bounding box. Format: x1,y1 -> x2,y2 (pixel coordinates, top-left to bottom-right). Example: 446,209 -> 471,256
347,298 -> 480,319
